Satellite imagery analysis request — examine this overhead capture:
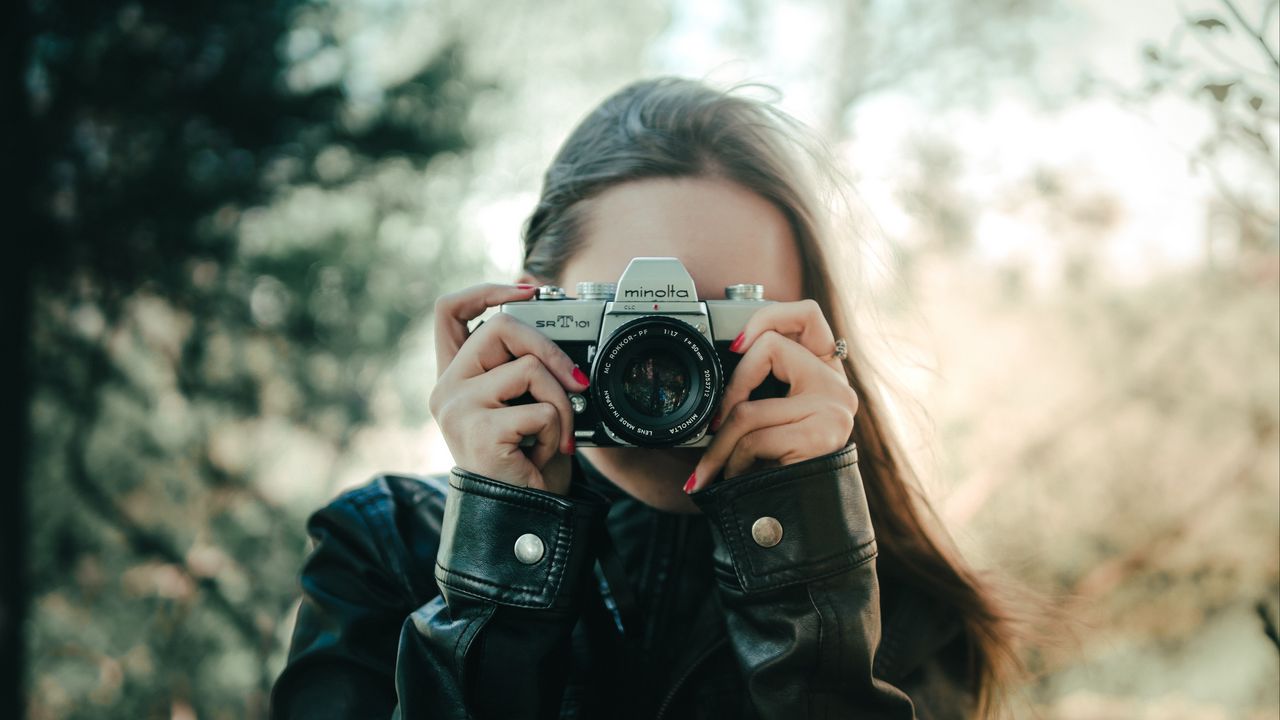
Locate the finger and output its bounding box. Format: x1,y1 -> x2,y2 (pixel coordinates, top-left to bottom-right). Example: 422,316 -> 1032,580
732,299 -> 837,360
443,313 -> 588,393
717,331 -> 835,424
454,354 -> 575,454
485,402 -> 563,480
434,283 -> 537,376
723,424 -> 812,479
692,396 -> 819,490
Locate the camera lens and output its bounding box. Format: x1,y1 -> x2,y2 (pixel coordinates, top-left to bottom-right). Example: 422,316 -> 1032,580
621,353 -> 690,417
592,316 -> 722,446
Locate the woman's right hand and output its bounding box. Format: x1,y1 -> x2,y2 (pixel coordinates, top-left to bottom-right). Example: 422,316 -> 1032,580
428,283 -> 589,494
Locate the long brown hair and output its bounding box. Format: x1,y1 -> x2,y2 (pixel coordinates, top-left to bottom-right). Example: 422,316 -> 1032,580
522,77 -> 1018,711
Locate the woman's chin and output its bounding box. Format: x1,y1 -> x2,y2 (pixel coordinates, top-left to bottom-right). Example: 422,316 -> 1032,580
578,446 -> 703,514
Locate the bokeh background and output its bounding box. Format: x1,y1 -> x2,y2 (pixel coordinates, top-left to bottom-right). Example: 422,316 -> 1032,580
7,0 -> 1279,718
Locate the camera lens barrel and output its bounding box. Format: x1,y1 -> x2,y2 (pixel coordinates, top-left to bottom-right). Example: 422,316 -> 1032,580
591,316 -> 722,447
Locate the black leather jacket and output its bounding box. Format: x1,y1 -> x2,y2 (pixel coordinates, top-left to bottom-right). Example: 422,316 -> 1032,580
272,445 -> 975,719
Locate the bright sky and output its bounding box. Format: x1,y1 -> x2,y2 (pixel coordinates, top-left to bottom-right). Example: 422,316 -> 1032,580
643,0 -> 1277,287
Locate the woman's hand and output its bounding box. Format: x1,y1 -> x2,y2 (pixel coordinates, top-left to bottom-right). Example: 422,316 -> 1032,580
429,283 -> 589,494
688,299 -> 858,491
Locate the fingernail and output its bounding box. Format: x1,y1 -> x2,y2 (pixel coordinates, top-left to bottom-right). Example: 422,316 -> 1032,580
683,471 -> 697,494
516,283 -> 537,290
566,436 -> 575,455
571,366 -> 590,387
729,332 -> 745,353
709,415 -> 721,432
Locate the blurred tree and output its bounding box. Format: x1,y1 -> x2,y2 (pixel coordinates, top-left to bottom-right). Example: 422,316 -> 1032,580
802,0 -> 1279,711
18,1 -> 480,717
5,2 -> 36,718
1129,0 -> 1278,267
821,0 -> 1057,136
714,0 -> 1058,138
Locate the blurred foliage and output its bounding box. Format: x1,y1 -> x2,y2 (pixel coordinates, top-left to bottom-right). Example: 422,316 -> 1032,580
18,0 -> 1280,717
23,0 -> 483,717
874,2 -> 1280,715
1133,0 -> 1278,256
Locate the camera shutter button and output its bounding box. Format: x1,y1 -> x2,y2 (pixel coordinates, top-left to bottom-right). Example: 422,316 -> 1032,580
725,284 -> 764,301
537,285 -> 566,300
514,533 -> 545,564
576,282 -> 617,301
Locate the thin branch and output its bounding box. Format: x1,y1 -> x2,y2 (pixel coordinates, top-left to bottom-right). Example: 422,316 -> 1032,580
1174,0 -> 1276,80
1086,73 -> 1276,229
1221,0 -> 1280,71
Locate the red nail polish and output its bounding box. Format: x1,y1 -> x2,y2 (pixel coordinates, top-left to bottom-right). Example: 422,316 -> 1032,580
683,471 -> 697,494
729,332 -> 745,353
709,415 -> 721,432
566,436 -> 575,455
571,366 -> 590,387
516,283 -> 537,290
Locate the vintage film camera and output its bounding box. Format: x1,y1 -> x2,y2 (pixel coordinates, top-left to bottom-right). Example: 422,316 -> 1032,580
499,257 -> 784,447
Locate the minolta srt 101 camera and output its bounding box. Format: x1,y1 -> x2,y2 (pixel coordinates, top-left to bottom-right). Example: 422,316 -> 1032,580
500,257 -> 784,448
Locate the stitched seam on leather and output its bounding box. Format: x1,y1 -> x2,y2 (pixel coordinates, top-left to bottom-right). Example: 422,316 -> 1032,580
435,569 -> 548,610
807,584 -> 825,691
719,463 -> 872,582
449,469 -> 586,514
548,505 -> 574,602
720,497 -> 752,592
437,482 -> 571,599
801,584 -> 819,718
434,504 -> 576,605
434,565 -> 576,611
828,580 -> 847,694
703,446 -> 857,500
739,534 -> 874,579
456,603 -> 495,700
729,504 -> 875,581
873,591 -> 908,679
453,490 -> 565,519
875,624 -> 902,680
449,474 -> 603,547
711,456 -> 856,505
435,563 -> 548,597
733,542 -> 878,593
447,483 -> 575,595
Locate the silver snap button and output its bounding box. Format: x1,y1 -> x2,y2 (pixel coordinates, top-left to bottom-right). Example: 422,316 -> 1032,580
513,533 -> 545,564
751,516 -> 783,548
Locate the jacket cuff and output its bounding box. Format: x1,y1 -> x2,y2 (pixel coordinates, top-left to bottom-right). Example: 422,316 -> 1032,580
690,444 -> 877,594
434,468 -> 608,611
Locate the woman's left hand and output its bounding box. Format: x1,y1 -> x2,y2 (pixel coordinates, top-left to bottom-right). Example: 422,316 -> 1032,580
688,299 -> 858,492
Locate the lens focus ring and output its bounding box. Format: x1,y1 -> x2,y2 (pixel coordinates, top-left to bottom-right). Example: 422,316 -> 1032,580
591,316 -> 722,447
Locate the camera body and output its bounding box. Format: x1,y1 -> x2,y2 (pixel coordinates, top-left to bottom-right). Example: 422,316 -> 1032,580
499,257 -> 779,447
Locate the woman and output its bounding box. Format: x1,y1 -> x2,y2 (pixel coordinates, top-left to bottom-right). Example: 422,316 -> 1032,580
272,78 -> 1016,719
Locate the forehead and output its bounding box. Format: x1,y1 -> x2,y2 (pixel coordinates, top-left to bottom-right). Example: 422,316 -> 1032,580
564,177 -> 804,301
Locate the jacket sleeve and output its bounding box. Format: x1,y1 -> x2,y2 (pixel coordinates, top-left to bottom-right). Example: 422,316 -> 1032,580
271,470 -> 608,720
689,444 -> 918,719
